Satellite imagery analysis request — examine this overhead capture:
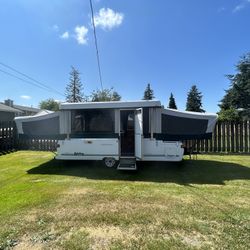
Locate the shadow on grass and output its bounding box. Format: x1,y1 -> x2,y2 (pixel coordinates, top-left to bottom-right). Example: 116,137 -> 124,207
27,158 -> 250,185
0,149 -> 16,156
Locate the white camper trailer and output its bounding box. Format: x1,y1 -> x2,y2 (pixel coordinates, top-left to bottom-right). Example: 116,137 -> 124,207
15,100 -> 217,170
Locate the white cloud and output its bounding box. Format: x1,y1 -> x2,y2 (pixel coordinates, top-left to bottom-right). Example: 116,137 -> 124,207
233,0 -> 250,12
218,7 -> 226,12
74,25 -> 88,45
94,8 -> 124,30
233,4 -> 244,12
52,24 -> 59,31
60,31 -> 69,39
20,95 -> 31,100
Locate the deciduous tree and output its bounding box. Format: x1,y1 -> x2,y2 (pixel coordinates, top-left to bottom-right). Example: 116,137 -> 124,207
218,108 -> 240,122
39,98 -> 59,111
91,87 -> 121,102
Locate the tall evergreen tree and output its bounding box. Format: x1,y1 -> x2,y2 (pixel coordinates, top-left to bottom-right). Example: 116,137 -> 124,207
219,52 -> 250,111
65,66 -> 84,102
143,83 -> 154,100
186,85 -> 205,112
168,93 -> 177,109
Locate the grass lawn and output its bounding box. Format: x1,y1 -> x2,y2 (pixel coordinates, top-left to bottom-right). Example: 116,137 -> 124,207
0,151 -> 249,250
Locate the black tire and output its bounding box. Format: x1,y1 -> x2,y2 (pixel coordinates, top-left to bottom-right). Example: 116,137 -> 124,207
103,157 -> 117,168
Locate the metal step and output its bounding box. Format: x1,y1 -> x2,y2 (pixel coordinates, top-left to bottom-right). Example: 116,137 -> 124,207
117,157 -> 137,170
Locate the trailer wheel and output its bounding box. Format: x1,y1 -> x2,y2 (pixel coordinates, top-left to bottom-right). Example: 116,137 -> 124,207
104,157 -> 116,168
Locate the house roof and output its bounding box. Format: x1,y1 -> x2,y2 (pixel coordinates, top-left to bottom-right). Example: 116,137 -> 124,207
13,104 -> 41,113
0,103 -> 23,113
60,100 -> 162,110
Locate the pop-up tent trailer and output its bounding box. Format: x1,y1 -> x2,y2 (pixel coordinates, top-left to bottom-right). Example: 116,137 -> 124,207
15,100 -> 217,170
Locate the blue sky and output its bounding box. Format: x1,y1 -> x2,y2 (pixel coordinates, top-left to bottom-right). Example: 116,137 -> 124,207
0,0 -> 249,112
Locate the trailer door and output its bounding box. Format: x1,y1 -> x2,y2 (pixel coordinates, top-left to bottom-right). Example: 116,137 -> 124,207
135,108 -> 143,159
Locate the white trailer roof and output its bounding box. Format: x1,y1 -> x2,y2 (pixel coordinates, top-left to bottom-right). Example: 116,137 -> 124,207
60,100 -> 162,110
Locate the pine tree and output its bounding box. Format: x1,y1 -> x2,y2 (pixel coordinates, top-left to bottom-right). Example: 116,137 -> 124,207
143,83 -> 154,100
168,93 -> 177,109
65,66 -> 84,102
219,52 -> 250,111
186,85 -> 205,112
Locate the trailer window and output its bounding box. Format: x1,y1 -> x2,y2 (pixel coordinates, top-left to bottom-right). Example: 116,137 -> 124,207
71,109 -> 115,134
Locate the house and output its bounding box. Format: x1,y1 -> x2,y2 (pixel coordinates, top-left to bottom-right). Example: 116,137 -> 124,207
4,99 -> 41,116
0,103 -> 23,122
12,104 -> 41,116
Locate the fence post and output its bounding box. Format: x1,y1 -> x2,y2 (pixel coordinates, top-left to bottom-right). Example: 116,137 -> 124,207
239,122 -> 243,153
230,122 -> 235,153
213,123 -> 218,152
218,122 -> 221,152
248,121 -> 250,153
235,122 -> 239,153
221,122 -> 226,153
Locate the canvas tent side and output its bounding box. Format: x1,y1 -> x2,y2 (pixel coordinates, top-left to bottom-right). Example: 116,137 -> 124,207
14,101 -> 217,141
15,111 -> 62,139
160,108 -> 217,140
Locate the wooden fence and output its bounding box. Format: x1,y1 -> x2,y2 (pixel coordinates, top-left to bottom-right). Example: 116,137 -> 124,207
0,121 -> 57,153
184,121 -> 250,154
0,121 -> 17,152
18,138 -> 58,151
0,121 -> 250,154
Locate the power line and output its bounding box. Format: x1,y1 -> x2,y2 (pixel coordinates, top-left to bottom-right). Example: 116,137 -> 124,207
0,62 -> 65,97
0,68 -> 53,92
0,68 -> 65,97
89,0 -> 104,91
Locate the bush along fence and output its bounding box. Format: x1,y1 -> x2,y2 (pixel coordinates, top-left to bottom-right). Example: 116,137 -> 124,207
0,120 -> 250,154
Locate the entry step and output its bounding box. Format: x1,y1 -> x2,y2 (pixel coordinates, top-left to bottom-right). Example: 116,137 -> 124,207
117,157 -> 137,170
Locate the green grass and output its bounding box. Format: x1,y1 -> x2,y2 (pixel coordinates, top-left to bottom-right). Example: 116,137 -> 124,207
0,151 -> 249,249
